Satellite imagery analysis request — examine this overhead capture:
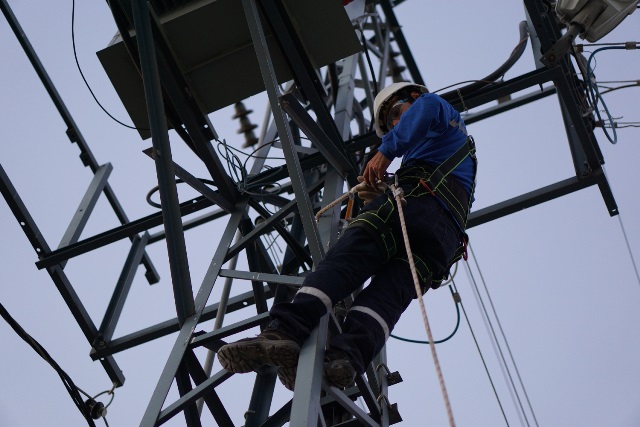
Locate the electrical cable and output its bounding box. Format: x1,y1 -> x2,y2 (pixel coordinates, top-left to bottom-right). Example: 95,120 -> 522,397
584,47 -> 620,143
602,165 -> 640,288
433,80 -> 498,95
145,178 -> 216,208
467,243 -> 540,427
465,264 -> 530,426
390,283 -> 461,344
583,44 -> 639,144
451,278 -> 510,426
71,0 -> 144,131
216,138 -> 292,196
608,122 -> 640,128
439,21 -> 530,104
353,13 -> 379,134
0,302 -> 98,427
598,82 -> 640,95
358,23 -> 379,95
618,213 -> 640,288
464,262 -> 527,427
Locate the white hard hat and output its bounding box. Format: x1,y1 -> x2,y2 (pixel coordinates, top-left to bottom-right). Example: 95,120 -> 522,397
373,82 -> 428,137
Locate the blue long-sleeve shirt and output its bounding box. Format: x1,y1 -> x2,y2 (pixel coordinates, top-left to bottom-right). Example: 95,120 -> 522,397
377,93 -> 475,194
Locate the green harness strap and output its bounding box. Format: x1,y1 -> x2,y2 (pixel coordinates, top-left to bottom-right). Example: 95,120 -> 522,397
348,137 -> 477,290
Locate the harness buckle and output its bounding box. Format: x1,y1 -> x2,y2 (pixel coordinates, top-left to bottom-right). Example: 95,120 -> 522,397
462,236 -> 468,261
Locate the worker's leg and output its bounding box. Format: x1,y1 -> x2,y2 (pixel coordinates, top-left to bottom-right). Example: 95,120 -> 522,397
268,225 -> 385,344
328,257 -> 415,374
329,194 -> 460,373
217,224 -> 384,383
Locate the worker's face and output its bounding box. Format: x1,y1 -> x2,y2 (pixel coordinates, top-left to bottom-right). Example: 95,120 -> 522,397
386,92 -> 420,131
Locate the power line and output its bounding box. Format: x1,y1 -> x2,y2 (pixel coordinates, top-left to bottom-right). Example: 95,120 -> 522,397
0,302 -> 98,427
464,261 -> 529,427
602,166 -> 640,288
452,279 -> 510,426
467,244 -> 540,427
618,212 -> 640,288
71,0 -> 144,131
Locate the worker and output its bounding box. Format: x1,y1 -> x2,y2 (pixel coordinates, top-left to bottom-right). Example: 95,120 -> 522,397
217,82 -> 477,390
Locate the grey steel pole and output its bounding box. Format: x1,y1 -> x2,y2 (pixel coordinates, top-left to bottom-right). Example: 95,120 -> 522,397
196,235 -> 240,415
242,0 -> 324,264
131,0 -> 195,323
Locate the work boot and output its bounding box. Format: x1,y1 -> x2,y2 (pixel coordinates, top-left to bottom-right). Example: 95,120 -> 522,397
324,349 -> 356,388
217,329 -> 300,374
276,366 -> 297,391
277,349 -> 357,391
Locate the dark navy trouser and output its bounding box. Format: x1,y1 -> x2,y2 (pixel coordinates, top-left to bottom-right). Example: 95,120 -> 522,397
269,188 -> 460,373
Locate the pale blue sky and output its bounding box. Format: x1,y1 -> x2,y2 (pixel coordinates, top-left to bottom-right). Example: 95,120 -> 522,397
1,1 -> 639,426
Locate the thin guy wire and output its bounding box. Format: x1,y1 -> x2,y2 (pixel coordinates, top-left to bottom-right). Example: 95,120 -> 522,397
602,165 -> 640,288
393,184 -> 456,427
618,214 -> 640,288
464,262 -> 529,427
452,279 -> 510,426
468,244 -> 540,427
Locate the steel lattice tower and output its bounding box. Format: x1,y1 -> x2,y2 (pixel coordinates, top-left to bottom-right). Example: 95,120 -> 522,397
0,0 -> 619,426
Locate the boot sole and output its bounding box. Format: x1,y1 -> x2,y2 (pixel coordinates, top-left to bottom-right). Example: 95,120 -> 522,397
324,361 -> 356,388
276,366 -> 297,391
276,358 -> 356,391
218,340 -> 300,374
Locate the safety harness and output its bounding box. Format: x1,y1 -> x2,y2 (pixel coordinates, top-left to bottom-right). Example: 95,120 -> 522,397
348,131 -> 477,290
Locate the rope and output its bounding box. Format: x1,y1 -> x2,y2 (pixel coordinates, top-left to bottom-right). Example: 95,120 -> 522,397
315,181 -> 383,221
391,182 -> 456,427
315,189 -> 355,221
316,180 -> 456,425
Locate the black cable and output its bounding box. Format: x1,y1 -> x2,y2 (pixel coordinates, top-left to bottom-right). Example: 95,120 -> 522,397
439,21 -> 529,105
468,245 -> 540,427
72,0 -> 145,131
390,285 -> 461,344
452,280 -> 510,426
598,83 -> 640,95
356,17 -> 378,134
465,255 -> 533,427
0,302 -> 97,427
359,25 -> 379,96
145,178 -> 216,208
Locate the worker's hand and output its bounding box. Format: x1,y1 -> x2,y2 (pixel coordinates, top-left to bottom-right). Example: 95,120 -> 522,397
363,152 -> 392,187
355,176 -> 383,205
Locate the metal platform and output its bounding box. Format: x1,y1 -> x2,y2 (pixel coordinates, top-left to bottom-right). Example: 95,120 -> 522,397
97,0 -> 362,138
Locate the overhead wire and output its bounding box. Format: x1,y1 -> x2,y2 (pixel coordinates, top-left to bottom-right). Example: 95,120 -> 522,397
580,43 -> 639,144
596,79 -> 640,96
618,213 -> 640,288
451,277 -> 510,426
464,260 -> 528,427
466,244 -> 540,427
216,138 -> 290,196
0,302 -> 99,427
439,21 -> 530,104
602,165 -> 640,289
71,0 -> 143,131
